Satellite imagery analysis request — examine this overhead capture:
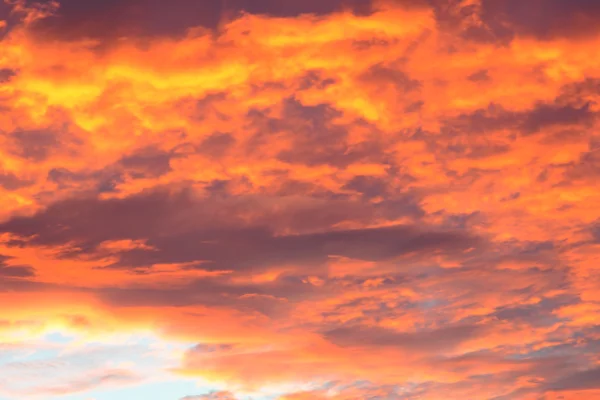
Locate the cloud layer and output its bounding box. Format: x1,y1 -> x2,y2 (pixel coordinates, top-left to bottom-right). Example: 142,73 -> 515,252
1,0 -> 600,398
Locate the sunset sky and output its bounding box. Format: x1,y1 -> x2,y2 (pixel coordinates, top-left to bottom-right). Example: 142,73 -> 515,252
1,0 -> 600,399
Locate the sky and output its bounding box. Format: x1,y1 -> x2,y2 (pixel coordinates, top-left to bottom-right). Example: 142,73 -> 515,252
0,0 -> 600,399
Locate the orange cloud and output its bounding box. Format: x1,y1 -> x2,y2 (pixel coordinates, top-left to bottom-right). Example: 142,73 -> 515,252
1,0 -> 600,398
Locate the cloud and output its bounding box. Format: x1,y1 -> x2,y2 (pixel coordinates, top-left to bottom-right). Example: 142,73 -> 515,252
0,184 -> 476,273
546,367 -> 600,392
480,0 -> 600,40
324,323 -> 484,353
0,264 -> 35,277
0,254 -> 35,278
0,0 -> 600,399
0,170 -> 31,190
0,67 -> 17,82
444,101 -> 596,136
21,0 -> 381,45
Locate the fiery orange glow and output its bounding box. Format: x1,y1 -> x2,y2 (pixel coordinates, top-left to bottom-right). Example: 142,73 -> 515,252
1,0 -> 600,399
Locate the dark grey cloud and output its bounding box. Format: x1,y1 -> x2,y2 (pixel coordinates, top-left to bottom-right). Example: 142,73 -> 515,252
0,265 -> 36,278
556,78 -> 600,106
444,101 -> 596,137
0,255 -> 36,278
324,323 -> 484,353
8,130 -> 62,161
47,167 -> 87,185
249,97 -> 388,168
480,0 -> 600,40
119,147 -> 172,178
467,70 -> 490,82
0,170 -> 32,191
564,145 -> 600,182
298,70 -> 337,91
0,185 -> 478,272
437,351 -> 578,384
47,166 -> 124,194
27,0 -> 221,43
198,132 -> 235,159
546,367 -> 600,391
0,68 -> 17,83
359,63 -> 422,92
591,221 -> 600,243
491,295 -> 575,328
109,223 -> 478,272
96,274 -> 316,316
46,146 -> 181,193
97,279 -> 255,308
230,0 -> 374,18
277,139 -> 383,168
16,0 -> 600,49
0,187 -> 196,249
443,103 -> 517,135
21,0 -> 378,44
342,175 -> 389,199
521,102 -> 595,134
